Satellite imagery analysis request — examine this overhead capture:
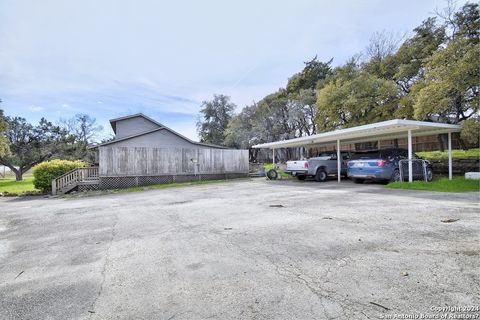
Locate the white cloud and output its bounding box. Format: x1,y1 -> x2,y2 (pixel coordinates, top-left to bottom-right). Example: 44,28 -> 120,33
168,120 -> 200,141
0,0 -> 467,133
28,105 -> 44,112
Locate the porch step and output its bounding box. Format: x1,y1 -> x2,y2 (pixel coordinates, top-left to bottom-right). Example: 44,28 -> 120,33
59,183 -> 78,194
52,167 -> 99,195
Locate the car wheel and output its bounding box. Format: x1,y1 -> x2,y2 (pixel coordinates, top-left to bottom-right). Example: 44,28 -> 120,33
315,169 -> 328,182
297,175 -> 306,181
390,169 -> 401,182
426,168 -> 434,182
353,178 -> 364,184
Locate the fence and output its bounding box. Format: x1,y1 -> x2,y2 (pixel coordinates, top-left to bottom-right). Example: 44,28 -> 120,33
398,159 -> 429,182
98,147 -> 249,177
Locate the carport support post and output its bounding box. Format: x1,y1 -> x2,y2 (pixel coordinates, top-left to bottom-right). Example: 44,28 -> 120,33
337,139 -> 341,183
448,132 -> 452,180
408,129 -> 413,183
272,148 -> 275,169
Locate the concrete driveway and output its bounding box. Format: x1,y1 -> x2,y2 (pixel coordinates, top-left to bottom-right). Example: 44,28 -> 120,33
0,179 -> 479,320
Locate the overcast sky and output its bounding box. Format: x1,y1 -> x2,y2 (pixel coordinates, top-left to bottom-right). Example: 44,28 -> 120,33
0,0 -> 466,140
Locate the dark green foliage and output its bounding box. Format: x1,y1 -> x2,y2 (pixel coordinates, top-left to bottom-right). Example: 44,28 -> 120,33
0,112 -> 103,181
392,17 -> 446,96
33,159 -> 86,193
224,57 -> 333,161
0,117 -> 68,181
316,69 -> 399,130
451,2 -> 479,42
0,109 -> 9,157
196,94 -> 236,145
460,118 -> 480,146
286,56 -> 333,94
58,113 -> 103,162
222,2 -> 479,158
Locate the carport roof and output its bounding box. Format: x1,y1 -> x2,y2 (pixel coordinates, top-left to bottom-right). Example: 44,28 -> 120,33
252,119 -> 462,149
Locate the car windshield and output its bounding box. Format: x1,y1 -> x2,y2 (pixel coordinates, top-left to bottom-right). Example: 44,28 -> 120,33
350,151 -> 381,160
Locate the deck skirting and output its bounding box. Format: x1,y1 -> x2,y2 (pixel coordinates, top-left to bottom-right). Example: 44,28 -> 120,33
77,173 -> 248,191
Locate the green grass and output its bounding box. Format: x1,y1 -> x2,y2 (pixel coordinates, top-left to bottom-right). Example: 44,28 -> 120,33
263,163 -> 290,179
387,176 -> 480,193
0,174 -> 40,194
417,148 -> 480,160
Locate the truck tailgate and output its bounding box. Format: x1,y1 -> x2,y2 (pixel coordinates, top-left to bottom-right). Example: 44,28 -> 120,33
286,160 -> 308,172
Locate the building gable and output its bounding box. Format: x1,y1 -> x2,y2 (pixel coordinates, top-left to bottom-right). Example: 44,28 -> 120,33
113,115 -> 161,139
106,128 -> 201,148
91,113 -> 225,149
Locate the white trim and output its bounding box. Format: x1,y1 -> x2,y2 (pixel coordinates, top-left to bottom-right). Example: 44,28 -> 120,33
408,129 -> 413,183
337,140 -> 341,183
252,119 -> 461,149
272,148 -> 275,169
448,132 -> 453,180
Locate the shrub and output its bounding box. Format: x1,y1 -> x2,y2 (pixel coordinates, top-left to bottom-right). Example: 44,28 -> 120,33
461,118 -> 480,147
33,159 -> 87,193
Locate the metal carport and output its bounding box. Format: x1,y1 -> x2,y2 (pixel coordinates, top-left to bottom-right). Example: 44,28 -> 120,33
252,119 -> 462,183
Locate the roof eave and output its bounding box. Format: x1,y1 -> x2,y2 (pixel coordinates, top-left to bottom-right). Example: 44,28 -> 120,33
109,113 -> 164,133
252,119 -> 462,149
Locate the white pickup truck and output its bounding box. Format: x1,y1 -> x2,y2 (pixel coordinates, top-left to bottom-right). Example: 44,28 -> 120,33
285,151 -> 352,182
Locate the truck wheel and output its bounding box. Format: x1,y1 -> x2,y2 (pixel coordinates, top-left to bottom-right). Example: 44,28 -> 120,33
266,169 -> 278,180
297,175 -> 306,181
315,169 -> 327,182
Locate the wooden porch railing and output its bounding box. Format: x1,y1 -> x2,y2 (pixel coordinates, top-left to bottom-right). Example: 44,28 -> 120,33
52,167 -> 99,195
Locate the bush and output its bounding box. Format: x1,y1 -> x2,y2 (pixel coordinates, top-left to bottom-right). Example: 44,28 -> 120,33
461,118 -> 480,147
33,159 -> 87,193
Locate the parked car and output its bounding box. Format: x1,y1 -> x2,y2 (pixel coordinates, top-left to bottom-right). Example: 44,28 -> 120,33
347,148 -> 433,183
285,151 -> 352,182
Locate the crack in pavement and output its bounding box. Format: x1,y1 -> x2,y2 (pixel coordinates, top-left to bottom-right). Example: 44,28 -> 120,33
88,212 -> 119,319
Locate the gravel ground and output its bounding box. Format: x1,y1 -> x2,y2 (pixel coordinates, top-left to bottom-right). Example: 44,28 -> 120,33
0,178 -> 479,320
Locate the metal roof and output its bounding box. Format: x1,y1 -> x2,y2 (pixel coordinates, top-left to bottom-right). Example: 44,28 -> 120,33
252,119 -> 462,149
109,113 -> 165,134
89,113 -> 227,149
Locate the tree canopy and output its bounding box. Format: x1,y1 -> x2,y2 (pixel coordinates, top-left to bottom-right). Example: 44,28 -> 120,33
58,113 -> 103,160
196,94 -> 236,145
0,111 -> 103,180
0,109 -> 10,157
0,117 -> 67,180
213,2 -> 479,158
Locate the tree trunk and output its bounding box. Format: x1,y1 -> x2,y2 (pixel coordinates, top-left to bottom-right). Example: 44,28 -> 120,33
249,148 -> 258,163
14,169 -> 23,181
437,134 -> 445,152
0,163 -> 23,181
453,132 -> 467,150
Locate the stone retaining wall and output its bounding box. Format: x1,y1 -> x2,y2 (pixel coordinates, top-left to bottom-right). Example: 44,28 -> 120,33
430,158 -> 479,175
